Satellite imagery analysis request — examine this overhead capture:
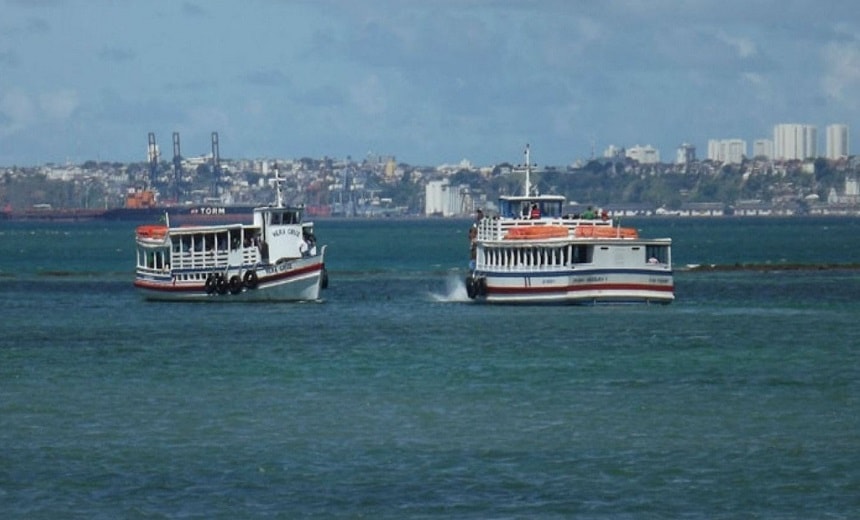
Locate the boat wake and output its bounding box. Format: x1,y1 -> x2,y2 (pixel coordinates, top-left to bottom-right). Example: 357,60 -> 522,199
429,273 -> 471,303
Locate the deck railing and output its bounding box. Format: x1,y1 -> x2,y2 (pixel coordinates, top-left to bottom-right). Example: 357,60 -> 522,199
475,216 -> 614,241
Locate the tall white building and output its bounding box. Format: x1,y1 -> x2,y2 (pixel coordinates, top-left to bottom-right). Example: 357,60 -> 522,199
676,143 -> 696,165
774,124 -> 817,160
752,139 -> 773,159
826,124 -> 849,159
707,139 -> 746,164
424,179 -> 468,216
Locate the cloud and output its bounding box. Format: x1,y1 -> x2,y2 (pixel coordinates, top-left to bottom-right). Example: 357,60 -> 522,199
0,87 -> 79,138
716,31 -> 757,59
181,1 -> 207,17
348,74 -> 388,116
821,41 -> 860,108
243,69 -> 291,88
98,46 -> 136,63
0,49 -> 18,67
0,88 -> 36,137
39,89 -> 79,119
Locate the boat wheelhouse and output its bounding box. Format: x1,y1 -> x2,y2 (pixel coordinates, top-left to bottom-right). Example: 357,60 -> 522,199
466,146 -> 673,305
133,169 -> 327,301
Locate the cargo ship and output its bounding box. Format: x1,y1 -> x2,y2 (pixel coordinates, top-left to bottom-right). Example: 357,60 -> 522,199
99,188 -> 257,224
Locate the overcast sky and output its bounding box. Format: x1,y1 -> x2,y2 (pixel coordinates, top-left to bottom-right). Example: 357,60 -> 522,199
2,0 -> 859,167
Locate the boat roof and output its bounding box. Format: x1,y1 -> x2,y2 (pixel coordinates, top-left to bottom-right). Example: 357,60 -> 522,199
165,223 -> 245,234
499,194 -> 566,202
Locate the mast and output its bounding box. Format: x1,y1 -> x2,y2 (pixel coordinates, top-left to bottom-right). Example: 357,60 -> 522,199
273,163 -> 285,208
524,144 -> 531,197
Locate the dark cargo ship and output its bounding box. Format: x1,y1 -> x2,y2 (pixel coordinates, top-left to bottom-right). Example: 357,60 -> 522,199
99,189 -> 256,224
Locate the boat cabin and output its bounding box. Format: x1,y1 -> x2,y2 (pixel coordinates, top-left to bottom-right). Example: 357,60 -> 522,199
253,204 -> 316,263
497,195 -> 565,219
135,204 -> 317,280
477,240 -> 671,272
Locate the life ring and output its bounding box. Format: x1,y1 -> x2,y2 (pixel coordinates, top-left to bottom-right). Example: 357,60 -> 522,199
229,275 -> 243,294
216,274 -> 228,295
205,274 -> 217,294
320,267 -> 329,289
243,270 -> 259,289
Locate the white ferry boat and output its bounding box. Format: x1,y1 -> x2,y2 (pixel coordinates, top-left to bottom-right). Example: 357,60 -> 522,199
465,146 -> 673,305
133,169 -> 327,301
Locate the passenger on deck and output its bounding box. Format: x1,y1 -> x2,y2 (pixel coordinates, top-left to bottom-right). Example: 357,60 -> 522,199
530,204 -> 541,219
469,209 -> 483,264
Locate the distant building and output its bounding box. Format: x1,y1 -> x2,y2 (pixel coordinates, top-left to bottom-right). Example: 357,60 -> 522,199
626,145 -> 660,164
603,145 -> 625,159
825,124 -> 849,159
774,124 -> 817,160
676,143 -> 696,165
752,139 -> 773,159
707,139 -> 746,164
424,179 -> 468,216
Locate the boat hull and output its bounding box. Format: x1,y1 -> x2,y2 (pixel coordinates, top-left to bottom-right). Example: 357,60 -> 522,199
104,205 -> 256,224
467,268 -> 674,305
134,256 -> 327,302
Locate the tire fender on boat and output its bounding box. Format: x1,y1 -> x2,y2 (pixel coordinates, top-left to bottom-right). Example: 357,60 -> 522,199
476,276 -> 487,297
216,274 -> 228,295
320,267 -> 329,289
205,274 -> 217,294
466,276 -> 477,299
229,275 -> 243,294
243,270 -> 259,289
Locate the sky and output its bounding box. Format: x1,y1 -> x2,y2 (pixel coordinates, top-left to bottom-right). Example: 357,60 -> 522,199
2,0 -> 859,167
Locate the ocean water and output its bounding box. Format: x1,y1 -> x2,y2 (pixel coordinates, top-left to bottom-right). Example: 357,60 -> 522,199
1,217 -> 858,518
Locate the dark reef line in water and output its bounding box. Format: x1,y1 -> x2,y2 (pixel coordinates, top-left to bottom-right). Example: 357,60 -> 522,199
685,263 -> 860,272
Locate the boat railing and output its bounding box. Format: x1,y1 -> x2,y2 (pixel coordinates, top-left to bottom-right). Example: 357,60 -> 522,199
475,216 -> 614,241
168,249 -> 229,270
167,245 -> 263,271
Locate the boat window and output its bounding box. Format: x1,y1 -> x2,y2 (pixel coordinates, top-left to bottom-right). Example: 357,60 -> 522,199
646,245 -> 669,264
571,245 -> 592,264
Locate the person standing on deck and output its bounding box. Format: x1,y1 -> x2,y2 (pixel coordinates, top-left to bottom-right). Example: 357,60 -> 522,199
469,209 -> 483,268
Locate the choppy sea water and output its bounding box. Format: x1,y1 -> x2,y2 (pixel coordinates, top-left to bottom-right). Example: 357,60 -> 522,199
1,217 -> 858,518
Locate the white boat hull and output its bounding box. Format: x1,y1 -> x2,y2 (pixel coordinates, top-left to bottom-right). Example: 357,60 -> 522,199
467,267 -> 674,305
134,253 -> 327,302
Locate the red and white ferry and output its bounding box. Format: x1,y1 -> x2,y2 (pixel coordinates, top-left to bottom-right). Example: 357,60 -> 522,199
465,146 -> 673,305
134,169 -> 327,302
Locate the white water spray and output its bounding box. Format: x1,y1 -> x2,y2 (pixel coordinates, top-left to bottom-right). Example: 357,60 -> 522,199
429,272 -> 472,302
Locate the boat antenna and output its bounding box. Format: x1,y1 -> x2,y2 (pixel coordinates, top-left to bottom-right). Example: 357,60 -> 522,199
524,144 -> 531,197
273,163 -> 284,208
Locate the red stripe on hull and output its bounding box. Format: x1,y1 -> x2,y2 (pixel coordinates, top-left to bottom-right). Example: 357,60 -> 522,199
489,283 -> 674,295
134,263 -> 323,293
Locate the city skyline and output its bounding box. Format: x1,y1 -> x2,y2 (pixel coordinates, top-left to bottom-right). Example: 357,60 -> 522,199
2,1 -> 860,167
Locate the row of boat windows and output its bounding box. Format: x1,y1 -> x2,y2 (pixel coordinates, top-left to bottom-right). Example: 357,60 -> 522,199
170,229 -> 262,253
480,244 -> 670,267
269,210 -> 302,225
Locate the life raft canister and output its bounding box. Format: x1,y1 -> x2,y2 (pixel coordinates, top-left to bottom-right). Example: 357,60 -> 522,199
136,225 -> 168,239
504,226 -> 569,240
